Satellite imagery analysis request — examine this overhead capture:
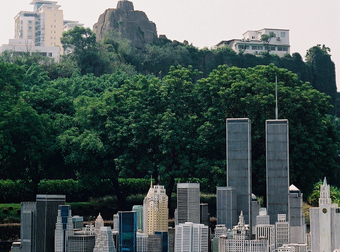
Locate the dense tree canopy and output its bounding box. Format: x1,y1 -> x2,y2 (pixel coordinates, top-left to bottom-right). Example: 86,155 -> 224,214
0,27 -> 338,206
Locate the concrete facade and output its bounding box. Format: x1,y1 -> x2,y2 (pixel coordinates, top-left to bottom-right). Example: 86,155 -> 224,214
289,185 -> 306,244
226,118 -> 252,232
216,187 -> 237,229
175,222 -> 209,252
266,119 -> 289,224
177,183 -> 200,224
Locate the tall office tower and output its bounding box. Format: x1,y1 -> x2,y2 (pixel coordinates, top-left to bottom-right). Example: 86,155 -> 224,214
175,222 -> 208,252
136,232 -> 148,252
93,226 -> 116,252
168,227 -> 175,252
55,205 -> 73,252
148,235 -> 162,252
132,205 -> 143,232
155,232 -> 169,252
289,185 -> 306,244
266,119 -> 289,224
216,187 -> 237,229
255,209 -> 275,252
95,213 -> 104,237
72,215 -> 84,230
143,184 -> 168,235
232,212 -> 250,240
113,214 -> 119,231
275,214 -> 289,249
251,194 -> 261,236
177,183 -> 200,224
21,202 -> 36,252
310,178 -> 340,252
35,194 -> 65,252
119,211 -> 137,252
226,118 -> 252,231
200,203 -> 210,226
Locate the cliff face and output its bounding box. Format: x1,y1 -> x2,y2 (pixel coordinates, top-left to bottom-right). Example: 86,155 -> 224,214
93,0 -> 158,48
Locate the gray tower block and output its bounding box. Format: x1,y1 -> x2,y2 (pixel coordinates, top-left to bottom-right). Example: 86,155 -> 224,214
216,187 -> 237,229
226,118 -> 252,229
266,119 -> 289,224
177,183 -> 200,224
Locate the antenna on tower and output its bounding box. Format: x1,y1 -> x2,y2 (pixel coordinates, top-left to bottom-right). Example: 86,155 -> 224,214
275,76 -> 278,120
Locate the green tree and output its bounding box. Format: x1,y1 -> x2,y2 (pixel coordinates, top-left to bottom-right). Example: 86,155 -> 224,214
260,32 -> 276,51
61,26 -> 109,76
306,44 -> 337,114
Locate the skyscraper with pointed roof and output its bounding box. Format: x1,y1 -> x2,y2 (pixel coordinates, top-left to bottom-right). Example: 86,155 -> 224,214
310,178 -> 340,252
143,182 -> 168,235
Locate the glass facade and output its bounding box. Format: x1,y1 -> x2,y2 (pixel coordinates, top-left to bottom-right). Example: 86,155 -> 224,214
119,211 -> 137,252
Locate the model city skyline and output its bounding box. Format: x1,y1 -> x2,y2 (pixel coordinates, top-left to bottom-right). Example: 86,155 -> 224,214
13,118 -> 340,252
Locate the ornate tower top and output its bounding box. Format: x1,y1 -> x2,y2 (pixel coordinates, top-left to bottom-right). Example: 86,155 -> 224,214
319,177 -> 332,206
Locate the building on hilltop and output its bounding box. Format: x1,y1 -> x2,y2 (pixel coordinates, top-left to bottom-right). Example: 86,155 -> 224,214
310,178 -> 340,252
216,28 -> 290,57
0,0 -> 83,61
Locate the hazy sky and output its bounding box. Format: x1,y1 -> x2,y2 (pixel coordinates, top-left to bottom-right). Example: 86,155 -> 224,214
1,0 -> 339,88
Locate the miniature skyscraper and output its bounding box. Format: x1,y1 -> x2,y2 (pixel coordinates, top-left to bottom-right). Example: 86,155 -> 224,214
143,183 -> 168,235
118,211 -> 137,252
310,178 -> 340,252
216,187 -> 237,229
266,119 -> 289,224
289,184 -> 306,244
55,205 -> 73,252
226,118 -> 252,229
93,226 -> 116,252
21,202 -> 36,252
35,194 -> 66,252
177,183 -> 200,224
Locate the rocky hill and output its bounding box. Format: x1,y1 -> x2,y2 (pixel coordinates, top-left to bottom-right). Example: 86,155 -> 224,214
93,0 -> 158,48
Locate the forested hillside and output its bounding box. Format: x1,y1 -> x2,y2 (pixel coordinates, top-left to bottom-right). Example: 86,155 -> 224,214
0,27 -> 338,204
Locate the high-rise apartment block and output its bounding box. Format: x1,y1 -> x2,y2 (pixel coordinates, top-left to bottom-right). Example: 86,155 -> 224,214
143,184 -> 168,235
0,1 -> 83,60
266,119 -> 289,224
310,178 -> 340,252
177,183 -> 200,224
119,211 -> 137,252
175,222 -> 208,252
35,194 -> 66,252
226,118 -> 252,230
55,205 -> 73,252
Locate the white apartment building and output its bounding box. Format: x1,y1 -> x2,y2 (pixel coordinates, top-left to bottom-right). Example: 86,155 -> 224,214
275,215 -> 289,249
0,1 -> 83,61
216,28 -> 290,57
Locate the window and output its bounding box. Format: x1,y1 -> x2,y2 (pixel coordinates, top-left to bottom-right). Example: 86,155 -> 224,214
280,32 -> 286,38
28,20 -> 32,24
252,46 -> 258,50
238,45 -> 249,50
258,46 -> 263,50
252,36 -> 255,39
48,53 -> 52,57
270,46 -> 276,51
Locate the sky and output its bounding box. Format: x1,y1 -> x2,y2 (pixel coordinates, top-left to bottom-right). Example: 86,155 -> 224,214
1,0 -> 339,88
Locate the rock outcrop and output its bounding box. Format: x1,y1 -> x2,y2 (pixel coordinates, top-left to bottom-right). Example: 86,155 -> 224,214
93,0 -> 158,48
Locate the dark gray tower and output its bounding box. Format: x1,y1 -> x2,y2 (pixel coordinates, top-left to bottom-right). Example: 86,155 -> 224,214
177,183 -> 200,224
35,195 -> 66,252
266,119 -> 289,224
226,118 -> 252,230
216,187 -> 237,229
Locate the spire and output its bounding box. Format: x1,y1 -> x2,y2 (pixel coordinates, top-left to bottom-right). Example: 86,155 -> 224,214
323,177 -> 327,186
150,176 -> 153,188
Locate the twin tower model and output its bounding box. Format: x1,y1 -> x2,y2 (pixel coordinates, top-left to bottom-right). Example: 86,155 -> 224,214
225,118 -> 289,232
